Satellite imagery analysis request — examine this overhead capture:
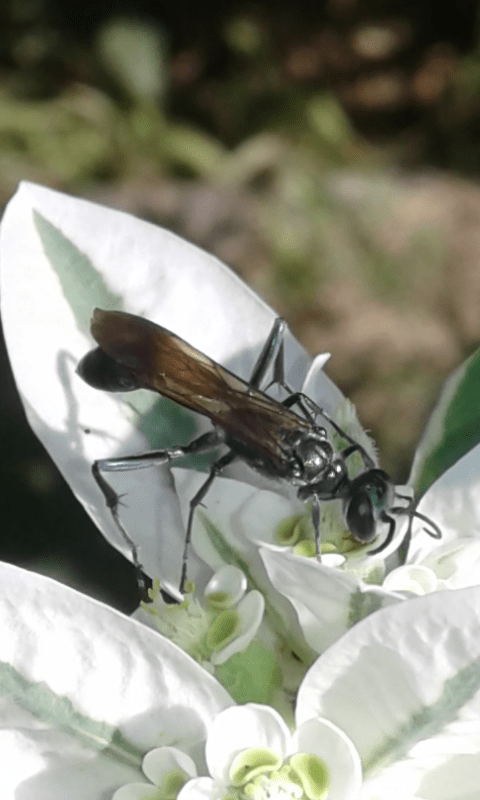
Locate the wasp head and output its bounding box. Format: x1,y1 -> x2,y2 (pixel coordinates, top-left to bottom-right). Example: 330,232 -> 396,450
343,469 -> 395,545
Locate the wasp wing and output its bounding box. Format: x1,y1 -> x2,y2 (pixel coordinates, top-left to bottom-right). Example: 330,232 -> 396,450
88,308 -> 310,471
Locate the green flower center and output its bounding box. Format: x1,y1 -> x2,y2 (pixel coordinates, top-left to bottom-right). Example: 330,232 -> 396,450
293,540 -> 316,558
224,748 -> 330,800
274,508 -> 355,557
276,515 -> 308,547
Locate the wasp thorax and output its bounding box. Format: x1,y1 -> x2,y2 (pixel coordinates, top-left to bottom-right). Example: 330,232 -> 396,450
295,435 -> 334,480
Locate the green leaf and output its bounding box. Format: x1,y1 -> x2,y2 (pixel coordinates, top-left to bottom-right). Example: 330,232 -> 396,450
162,124 -> 227,178
97,17 -> 168,101
410,347 -> 480,496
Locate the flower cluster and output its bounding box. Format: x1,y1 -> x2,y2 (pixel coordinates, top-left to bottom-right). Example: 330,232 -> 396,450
1,183 -> 480,800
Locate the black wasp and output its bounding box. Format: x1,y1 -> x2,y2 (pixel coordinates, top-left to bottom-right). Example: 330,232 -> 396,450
77,309 -> 441,594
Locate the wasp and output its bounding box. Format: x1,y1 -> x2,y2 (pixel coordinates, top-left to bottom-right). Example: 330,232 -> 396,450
77,309 -> 441,594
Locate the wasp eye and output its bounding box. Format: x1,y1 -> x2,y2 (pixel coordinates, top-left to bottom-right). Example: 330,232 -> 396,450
345,491 -> 376,543
77,347 -> 139,392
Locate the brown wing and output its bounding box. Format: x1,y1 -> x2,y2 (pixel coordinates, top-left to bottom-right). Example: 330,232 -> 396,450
90,308 -> 311,468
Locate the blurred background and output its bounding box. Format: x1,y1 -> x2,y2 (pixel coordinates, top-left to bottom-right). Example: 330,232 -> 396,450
2,0 -> 480,609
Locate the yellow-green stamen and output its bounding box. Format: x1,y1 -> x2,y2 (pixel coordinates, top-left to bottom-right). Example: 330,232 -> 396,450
289,753 -> 329,800
229,748 -> 282,786
206,610 -> 239,651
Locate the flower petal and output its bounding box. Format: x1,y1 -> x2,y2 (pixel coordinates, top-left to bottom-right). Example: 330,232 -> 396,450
205,566 -> 247,608
294,718 -> 362,800
112,783 -> 164,800
262,548 -> 403,653
382,565 -> 439,595
419,538 -> 480,589
210,590 -> 265,665
0,561 -> 231,799
302,352 -> 342,416
142,747 -> 197,787
178,777 -> 223,800
205,704 -> 291,782
410,345 -> 480,496
297,586 -> 480,797
408,443 -> 480,565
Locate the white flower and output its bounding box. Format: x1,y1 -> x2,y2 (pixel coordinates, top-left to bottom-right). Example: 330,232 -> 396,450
255,446 -> 480,655
296,584 -> 480,800
3,559 -> 480,799
174,470 -> 406,656
0,560 -> 232,800
138,565 -> 264,667
176,705 -> 361,800
203,567 -> 264,666
113,747 -> 197,800
383,537 -> 480,596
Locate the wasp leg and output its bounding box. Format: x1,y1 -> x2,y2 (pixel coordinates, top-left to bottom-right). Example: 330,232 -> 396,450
179,449 -> 237,594
335,442 -> 375,470
250,318 -> 305,401
249,317 -> 288,389
247,319 -> 307,405
248,322 -> 355,447
283,392 -> 376,470
248,320 -> 337,455
311,493 -> 322,561
92,429 -> 223,594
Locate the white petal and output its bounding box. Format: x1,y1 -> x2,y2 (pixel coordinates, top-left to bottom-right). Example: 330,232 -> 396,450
297,586 -> 480,797
416,538 -> 480,590
206,704 -> 292,782
382,565 -> 439,595
112,784 -> 162,800
302,352 -> 343,416
0,561 -> 231,800
143,747 -> 197,785
262,548 -> 403,653
294,717 -> 362,800
178,777 -> 223,800
408,443 -> 480,564
205,566 -> 247,607
231,488 -> 304,548
210,590 -> 265,665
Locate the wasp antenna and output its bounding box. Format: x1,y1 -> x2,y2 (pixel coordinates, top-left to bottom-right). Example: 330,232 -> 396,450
391,495 -> 442,542
412,509 -> 442,540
